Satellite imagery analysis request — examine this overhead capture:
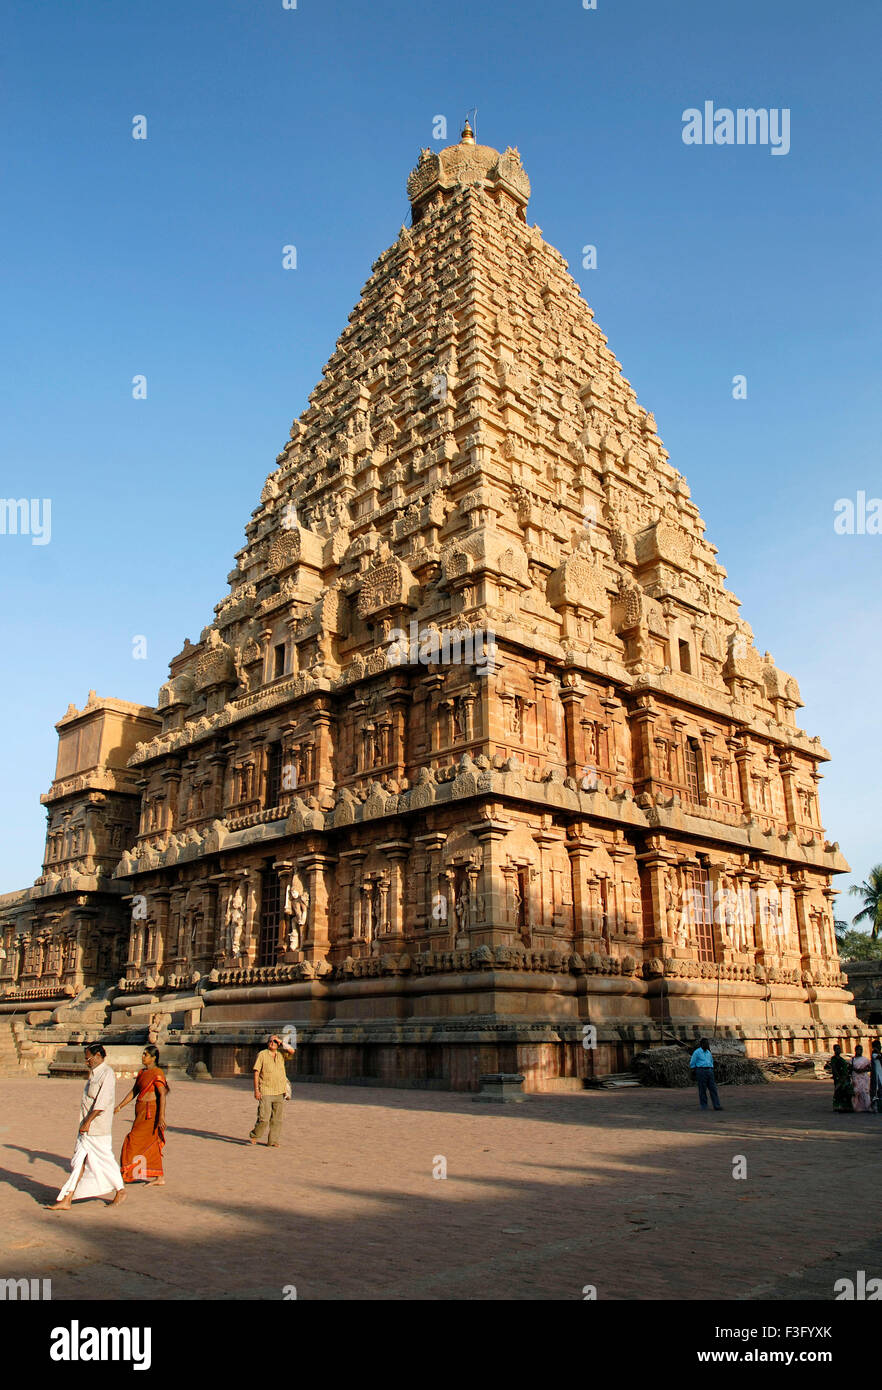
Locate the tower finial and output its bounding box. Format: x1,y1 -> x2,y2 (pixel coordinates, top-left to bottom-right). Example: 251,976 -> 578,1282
461,117 -> 475,145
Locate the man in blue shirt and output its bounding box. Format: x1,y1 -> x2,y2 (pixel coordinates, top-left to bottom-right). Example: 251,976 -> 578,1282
689,1037 -> 723,1111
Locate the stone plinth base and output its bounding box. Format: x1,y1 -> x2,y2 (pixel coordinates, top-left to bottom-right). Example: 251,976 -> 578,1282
472,1072 -> 526,1103
46,1042 -> 198,1081
13,968 -> 871,1092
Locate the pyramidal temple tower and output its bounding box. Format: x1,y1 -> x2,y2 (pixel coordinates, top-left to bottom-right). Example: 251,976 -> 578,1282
0,126 -> 859,1087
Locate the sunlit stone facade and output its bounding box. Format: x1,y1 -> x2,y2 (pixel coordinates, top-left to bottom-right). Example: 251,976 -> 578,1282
0,126 -> 860,1088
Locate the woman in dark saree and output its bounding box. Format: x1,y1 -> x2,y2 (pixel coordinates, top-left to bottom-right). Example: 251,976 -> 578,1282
830,1044 -> 853,1112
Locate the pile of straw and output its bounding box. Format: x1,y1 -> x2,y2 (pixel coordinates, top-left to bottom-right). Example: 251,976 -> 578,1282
633,1042 -> 767,1088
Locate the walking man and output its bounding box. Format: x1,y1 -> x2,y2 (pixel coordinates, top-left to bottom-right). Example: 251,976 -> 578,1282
689,1036 -> 723,1111
48,1043 -> 126,1209
249,1033 -> 295,1148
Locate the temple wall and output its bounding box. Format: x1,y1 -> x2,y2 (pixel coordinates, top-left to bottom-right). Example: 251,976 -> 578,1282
0,129 -> 860,1090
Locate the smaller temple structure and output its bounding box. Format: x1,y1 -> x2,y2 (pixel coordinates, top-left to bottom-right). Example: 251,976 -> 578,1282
842,961 -> 882,1028
0,694 -> 159,1005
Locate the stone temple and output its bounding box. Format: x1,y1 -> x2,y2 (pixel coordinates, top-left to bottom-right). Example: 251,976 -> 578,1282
0,124 -> 862,1089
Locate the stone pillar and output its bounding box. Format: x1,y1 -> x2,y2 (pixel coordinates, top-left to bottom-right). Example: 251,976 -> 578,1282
339,850 -> 365,946
734,745 -> 753,817
298,852 -> 334,962
0,925 -> 13,984
413,832 -> 447,936
259,626 -> 273,686
469,820 -> 509,943
728,872 -> 750,954
166,889 -> 184,972
531,828 -> 559,939
636,849 -> 669,952
461,692 -> 476,742
124,905 -> 140,981
629,701 -> 658,791
310,706 -> 336,796
424,673 -> 444,753
134,777 -> 149,836
532,670 -> 553,754
161,769 -> 181,832
567,831 -> 600,954
439,698 -> 455,751
131,915 -> 146,975
706,862 -> 730,960
670,717 -> 686,792
243,868 -> 260,968
559,684 -> 584,780
798,888 -> 818,963
151,891 -> 169,977
207,749 -> 228,817
354,873 -> 366,944
378,841 -> 409,949
779,755 -> 800,831
10,928 -> 25,985
362,880 -> 378,946
700,727 -> 715,803
386,686 -> 410,778
466,860 -> 481,926
600,692 -> 620,778
377,878 -> 390,938
748,872 -> 771,963
201,882 -> 219,968
210,875 -> 230,964
34,930 -> 48,983
608,841 -> 635,940
71,910 -> 98,990
766,750 -> 782,823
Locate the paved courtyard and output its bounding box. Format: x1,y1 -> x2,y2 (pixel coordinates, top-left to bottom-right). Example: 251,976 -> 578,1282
1,1073 -> 879,1300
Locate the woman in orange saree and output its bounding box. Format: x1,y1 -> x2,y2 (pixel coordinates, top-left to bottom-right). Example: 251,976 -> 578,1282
116,1045 -> 169,1185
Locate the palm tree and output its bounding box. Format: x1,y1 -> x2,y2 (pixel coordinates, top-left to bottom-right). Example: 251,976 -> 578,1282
849,865 -> 882,939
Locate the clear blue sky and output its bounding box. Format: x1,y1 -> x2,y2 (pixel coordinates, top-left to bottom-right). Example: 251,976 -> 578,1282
1,0 -> 879,921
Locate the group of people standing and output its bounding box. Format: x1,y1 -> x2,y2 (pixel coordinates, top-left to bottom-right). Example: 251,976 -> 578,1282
47,1033 -> 295,1210
830,1041 -> 882,1113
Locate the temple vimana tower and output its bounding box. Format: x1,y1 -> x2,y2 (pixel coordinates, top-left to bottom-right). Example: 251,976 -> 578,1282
0,125 -> 862,1089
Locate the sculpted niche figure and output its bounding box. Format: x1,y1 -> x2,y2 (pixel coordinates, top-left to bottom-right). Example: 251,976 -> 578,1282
585,722 -> 598,761
732,895 -> 751,953
664,867 -> 680,934
225,884 -> 246,958
283,878 -> 309,952
455,877 -> 471,935
11,935 -> 23,982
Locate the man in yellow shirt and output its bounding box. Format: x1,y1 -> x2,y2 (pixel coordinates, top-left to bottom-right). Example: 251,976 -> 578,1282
249,1034 -> 295,1147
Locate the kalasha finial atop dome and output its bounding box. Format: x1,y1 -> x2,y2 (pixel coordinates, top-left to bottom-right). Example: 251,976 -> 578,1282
406,125 -> 531,223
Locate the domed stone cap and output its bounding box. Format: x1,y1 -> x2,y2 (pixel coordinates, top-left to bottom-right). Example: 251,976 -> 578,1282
407,120 -> 530,222
192,635 -> 236,691
158,673 -> 195,709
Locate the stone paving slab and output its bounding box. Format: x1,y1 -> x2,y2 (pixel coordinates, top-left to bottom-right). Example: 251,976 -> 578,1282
0,1075 -> 878,1301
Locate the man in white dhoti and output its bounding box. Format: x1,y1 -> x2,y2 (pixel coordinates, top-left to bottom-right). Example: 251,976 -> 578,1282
47,1043 -> 126,1210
